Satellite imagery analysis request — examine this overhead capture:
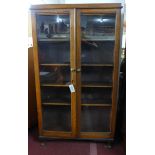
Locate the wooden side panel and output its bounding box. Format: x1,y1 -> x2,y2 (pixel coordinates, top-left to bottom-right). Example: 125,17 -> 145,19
28,47 -> 37,128
31,13 -> 43,135
111,9 -> 121,137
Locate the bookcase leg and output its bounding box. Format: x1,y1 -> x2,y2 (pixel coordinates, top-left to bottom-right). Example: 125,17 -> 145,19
40,142 -> 46,147
104,141 -> 112,149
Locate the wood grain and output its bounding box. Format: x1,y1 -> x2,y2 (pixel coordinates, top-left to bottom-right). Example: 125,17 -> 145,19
81,104 -> 112,107
42,130 -> 72,138
30,4 -> 122,10
76,9 -> 82,137
42,103 -> 70,106
110,9 -> 121,137
40,64 -> 70,66
31,13 -> 43,135
70,9 -> 77,138
80,132 -> 112,139
28,47 -> 37,128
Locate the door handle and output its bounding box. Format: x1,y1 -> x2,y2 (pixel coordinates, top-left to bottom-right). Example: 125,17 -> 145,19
76,68 -> 81,72
70,68 -> 76,72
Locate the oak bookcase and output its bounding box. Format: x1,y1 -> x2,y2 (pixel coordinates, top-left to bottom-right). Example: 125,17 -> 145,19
31,3 -> 122,142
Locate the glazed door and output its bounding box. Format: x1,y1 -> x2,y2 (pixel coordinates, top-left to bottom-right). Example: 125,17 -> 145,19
76,9 -> 121,138
32,9 -> 77,138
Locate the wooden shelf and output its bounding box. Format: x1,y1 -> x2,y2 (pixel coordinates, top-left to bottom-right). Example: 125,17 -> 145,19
40,64 -> 113,67
42,102 -> 70,106
82,39 -> 115,41
82,84 -> 112,88
41,84 -> 69,87
38,36 -> 114,42
40,64 -> 70,66
82,64 -> 113,67
38,38 -> 70,42
82,36 -> 115,41
42,103 -> 111,107
81,104 -> 111,107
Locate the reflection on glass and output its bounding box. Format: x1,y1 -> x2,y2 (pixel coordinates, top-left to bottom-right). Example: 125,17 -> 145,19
41,87 -> 71,103
36,15 -> 70,39
80,14 -> 115,133
37,15 -> 70,64
81,14 -> 115,39
36,14 -> 71,132
81,107 -> 111,132
40,66 -> 70,84
82,87 -> 112,104
82,66 -> 113,85
81,41 -> 114,64
81,14 -> 115,64
38,42 -> 70,64
42,106 -> 71,131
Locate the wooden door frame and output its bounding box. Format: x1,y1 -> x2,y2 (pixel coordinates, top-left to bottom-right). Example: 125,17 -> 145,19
31,9 -> 77,138
76,9 -> 121,139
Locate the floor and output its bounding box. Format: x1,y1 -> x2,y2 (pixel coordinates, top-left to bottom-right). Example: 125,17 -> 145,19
28,129 -> 125,155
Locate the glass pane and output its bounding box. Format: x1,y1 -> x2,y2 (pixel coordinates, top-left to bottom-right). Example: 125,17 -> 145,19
80,14 -> 115,133
37,15 -> 70,39
81,14 -> 115,64
81,107 -> 111,132
81,14 -> 115,38
36,14 -> 71,132
41,87 -> 71,103
36,15 -> 70,64
40,66 -> 70,85
82,66 -> 113,85
82,87 -> 112,105
81,41 -> 115,64
38,42 -> 70,64
42,106 -> 71,131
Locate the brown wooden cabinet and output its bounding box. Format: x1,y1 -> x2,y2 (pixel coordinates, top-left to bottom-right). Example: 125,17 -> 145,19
30,3 -> 122,141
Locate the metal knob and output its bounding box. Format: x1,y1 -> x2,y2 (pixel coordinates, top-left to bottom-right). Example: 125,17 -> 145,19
76,68 -> 81,72
70,68 -> 76,72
